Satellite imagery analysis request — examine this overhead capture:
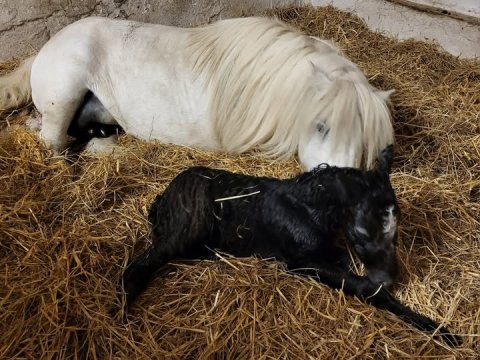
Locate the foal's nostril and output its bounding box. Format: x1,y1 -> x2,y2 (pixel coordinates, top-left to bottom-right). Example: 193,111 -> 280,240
368,270 -> 395,288
380,278 -> 394,288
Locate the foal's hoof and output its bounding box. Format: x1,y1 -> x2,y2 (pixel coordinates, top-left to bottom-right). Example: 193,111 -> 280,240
437,327 -> 463,347
108,303 -> 129,323
108,304 -> 119,318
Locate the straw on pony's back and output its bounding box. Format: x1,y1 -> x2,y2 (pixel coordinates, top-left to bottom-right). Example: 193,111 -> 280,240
0,16 -> 394,169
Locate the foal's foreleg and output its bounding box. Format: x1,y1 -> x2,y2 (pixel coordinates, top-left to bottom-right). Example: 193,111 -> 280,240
290,265 -> 462,347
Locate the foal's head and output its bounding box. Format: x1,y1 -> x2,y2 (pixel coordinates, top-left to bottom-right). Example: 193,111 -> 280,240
342,145 -> 400,287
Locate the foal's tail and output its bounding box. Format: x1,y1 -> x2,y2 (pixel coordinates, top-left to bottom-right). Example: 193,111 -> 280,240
0,56 -> 35,111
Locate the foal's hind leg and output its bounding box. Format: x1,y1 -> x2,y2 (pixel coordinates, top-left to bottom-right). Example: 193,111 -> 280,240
122,244 -> 175,307
122,227 -> 214,308
122,239 -> 212,307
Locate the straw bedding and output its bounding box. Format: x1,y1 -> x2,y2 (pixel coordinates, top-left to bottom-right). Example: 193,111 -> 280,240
0,6 -> 478,359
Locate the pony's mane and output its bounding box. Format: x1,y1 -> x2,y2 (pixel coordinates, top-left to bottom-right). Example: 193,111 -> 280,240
186,17 -> 393,167
357,84 -> 394,168
316,79 -> 394,168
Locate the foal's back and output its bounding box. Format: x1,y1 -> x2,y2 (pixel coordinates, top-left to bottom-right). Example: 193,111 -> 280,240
149,166 -> 292,257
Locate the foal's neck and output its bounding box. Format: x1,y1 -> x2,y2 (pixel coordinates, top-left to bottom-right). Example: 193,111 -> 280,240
292,167 -> 364,209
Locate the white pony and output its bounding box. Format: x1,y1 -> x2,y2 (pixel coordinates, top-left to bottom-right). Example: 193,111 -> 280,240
0,16 -> 394,170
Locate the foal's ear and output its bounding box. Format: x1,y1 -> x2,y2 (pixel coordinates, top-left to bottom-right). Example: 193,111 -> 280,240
377,145 -> 394,175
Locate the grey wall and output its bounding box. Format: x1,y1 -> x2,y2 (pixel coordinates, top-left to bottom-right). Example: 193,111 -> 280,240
4,0 -> 475,61
0,0 -> 303,61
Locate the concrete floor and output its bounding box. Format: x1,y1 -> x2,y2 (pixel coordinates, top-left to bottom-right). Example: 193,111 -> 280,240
311,0 -> 480,58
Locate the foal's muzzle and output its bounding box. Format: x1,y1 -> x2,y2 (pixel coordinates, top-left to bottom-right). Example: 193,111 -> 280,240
367,267 -> 398,288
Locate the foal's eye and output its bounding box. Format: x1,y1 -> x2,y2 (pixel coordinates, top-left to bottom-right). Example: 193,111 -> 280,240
354,226 -> 370,238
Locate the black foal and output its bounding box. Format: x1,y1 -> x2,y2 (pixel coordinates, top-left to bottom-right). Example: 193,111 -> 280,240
121,145 -> 461,347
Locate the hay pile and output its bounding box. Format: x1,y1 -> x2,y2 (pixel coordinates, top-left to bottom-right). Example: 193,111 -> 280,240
0,6 -> 478,359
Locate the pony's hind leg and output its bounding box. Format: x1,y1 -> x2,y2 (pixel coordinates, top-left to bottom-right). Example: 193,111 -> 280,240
39,99 -> 86,153
31,55 -> 90,154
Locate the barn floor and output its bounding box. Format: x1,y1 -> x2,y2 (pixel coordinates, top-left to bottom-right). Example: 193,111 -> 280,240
0,6 -> 479,359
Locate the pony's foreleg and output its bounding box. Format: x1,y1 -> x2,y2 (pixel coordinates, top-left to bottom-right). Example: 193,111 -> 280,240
289,264 -> 462,347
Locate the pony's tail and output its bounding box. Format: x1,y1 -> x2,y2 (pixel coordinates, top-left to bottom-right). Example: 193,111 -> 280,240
0,56 -> 35,111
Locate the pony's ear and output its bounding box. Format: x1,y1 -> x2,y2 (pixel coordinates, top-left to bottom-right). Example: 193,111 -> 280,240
376,89 -> 395,102
310,66 -> 332,90
377,145 -> 394,175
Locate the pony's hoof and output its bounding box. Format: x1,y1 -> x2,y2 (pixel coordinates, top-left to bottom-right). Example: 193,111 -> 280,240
85,136 -> 119,154
25,114 -> 42,131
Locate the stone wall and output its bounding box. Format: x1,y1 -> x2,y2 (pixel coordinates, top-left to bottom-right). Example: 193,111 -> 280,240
0,0 -> 303,61
2,0 -> 477,61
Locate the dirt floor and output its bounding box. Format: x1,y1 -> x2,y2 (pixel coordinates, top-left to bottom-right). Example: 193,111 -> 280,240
0,6 -> 478,359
